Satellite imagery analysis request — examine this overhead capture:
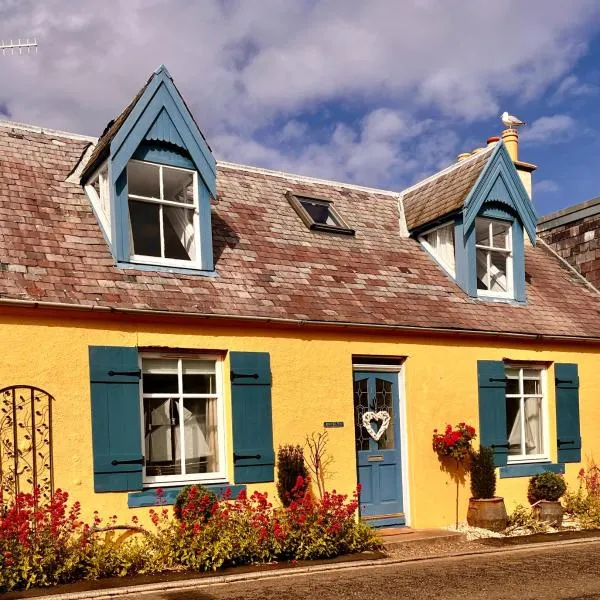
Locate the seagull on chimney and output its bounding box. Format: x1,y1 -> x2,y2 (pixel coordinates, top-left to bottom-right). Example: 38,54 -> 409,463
501,111 -> 526,129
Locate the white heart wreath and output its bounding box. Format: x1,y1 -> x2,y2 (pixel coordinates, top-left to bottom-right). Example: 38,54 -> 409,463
361,410 -> 391,442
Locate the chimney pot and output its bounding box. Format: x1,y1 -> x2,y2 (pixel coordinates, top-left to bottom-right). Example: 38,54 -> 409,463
487,136 -> 500,147
457,152 -> 471,162
501,128 -> 519,162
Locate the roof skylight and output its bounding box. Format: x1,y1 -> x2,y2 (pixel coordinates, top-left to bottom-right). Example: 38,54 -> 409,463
286,192 -> 355,235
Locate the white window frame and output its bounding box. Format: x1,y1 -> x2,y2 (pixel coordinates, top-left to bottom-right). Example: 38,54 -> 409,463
476,217 -> 513,299
139,353 -> 227,487
84,161 -> 111,243
128,159 -> 201,269
419,221 -> 456,277
505,364 -> 550,464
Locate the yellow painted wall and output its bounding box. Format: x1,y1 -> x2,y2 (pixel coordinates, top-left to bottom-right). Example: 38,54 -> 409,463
1,308 -> 598,529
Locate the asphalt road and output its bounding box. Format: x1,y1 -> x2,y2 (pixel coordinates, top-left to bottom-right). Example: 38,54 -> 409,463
144,541 -> 600,600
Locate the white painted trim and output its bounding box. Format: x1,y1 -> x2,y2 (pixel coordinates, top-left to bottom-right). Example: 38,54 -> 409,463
217,160 -> 401,198
139,353 -> 228,486
352,364 -> 411,527
504,364 -> 551,464
0,119 -> 98,142
83,160 -> 112,244
398,365 -> 411,527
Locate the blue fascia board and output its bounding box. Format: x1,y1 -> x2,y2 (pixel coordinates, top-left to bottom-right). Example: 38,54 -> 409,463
110,69 -> 216,196
462,142 -> 538,244
499,463 -> 565,479
128,483 -> 246,508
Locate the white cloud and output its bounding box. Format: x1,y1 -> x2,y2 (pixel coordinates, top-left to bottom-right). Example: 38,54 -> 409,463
0,0 -> 598,188
536,179 -> 560,193
550,74 -> 597,104
522,115 -> 577,144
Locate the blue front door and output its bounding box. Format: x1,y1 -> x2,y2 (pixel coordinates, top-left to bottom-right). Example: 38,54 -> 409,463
354,371 -> 404,527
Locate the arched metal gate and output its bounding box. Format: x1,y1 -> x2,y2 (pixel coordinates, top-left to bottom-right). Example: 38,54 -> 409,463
0,385 -> 54,504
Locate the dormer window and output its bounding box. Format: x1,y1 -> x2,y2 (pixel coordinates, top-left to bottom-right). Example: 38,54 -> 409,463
420,222 -> 456,277
128,160 -> 198,266
475,218 -> 513,297
287,192 -> 355,235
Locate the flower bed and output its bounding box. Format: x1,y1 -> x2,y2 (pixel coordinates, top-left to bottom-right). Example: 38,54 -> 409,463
0,479 -> 378,592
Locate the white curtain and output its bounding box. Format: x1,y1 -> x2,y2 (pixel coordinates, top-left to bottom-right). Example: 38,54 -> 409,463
508,398 -> 542,454
165,206 -> 195,258
436,225 -> 455,272
146,399 -> 178,463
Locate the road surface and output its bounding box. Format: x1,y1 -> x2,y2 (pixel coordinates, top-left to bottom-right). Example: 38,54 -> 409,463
146,541 -> 600,600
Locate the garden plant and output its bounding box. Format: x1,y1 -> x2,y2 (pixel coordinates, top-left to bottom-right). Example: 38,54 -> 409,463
276,444 -> 309,507
0,479 -> 377,592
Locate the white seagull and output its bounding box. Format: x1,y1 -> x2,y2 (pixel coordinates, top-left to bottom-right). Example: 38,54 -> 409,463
501,111 -> 526,129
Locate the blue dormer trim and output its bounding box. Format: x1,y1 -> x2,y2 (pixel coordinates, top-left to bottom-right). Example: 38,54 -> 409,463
110,65 -> 216,197
106,66 -> 215,271
462,142 -> 538,244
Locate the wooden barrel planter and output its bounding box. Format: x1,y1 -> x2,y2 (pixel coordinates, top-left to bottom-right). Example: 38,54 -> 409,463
532,500 -> 563,526
466,497 -> 508,532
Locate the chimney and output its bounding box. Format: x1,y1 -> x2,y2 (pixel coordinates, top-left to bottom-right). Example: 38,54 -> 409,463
501,128 -> 536,199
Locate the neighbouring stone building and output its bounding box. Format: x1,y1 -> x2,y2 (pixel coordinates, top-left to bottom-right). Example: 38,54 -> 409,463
538,198 -> 600,290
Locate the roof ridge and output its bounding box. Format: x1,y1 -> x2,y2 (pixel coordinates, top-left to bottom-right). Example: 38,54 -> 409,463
399,144 -> 495,198
0,120 -> 98,143
216,160 -> 400,197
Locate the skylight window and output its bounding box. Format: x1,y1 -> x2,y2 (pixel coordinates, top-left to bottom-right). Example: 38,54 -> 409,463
127,160 -> 198,265
286,192 -> 354,235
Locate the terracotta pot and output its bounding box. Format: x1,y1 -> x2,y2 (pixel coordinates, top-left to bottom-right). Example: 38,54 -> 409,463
466,497 -> 508,532
532,500 -> 563,526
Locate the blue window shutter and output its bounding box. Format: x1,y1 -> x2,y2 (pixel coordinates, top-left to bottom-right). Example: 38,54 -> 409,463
230,352 -> 275,484
89,346 -> 143,492
555,363 -> 581,463
477,360 -> 509,467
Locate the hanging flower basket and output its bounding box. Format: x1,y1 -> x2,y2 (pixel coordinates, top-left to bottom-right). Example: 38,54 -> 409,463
432,422 -> 476,462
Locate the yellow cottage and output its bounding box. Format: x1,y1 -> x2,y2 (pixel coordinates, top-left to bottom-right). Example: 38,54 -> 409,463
1,66 -> 599,530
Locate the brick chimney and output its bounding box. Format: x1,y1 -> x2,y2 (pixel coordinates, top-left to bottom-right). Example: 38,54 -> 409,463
501,128 -> 536,199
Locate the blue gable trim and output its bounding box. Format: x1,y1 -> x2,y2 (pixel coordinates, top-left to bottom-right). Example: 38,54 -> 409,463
106,65 -> 215,270
462,142 -> 538,244
110,68 -> 216,197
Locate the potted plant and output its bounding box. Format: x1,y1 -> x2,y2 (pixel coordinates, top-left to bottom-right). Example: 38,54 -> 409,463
528,472 -> 567,526
467,445 -> 508,531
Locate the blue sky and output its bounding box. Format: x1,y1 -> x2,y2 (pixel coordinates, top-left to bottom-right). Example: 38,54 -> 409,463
2,0 -> 600,216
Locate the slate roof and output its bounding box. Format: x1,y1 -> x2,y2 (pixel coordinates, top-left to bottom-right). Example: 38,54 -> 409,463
402,146 -> 493,231
1,123 -> 600,339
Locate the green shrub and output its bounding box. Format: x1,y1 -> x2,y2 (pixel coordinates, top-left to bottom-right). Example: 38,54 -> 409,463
564,460 -> 600,529
527,472 -> 567,503
173,485 -> 218,523
277,445 -> 309,507
469,446 -> 496,499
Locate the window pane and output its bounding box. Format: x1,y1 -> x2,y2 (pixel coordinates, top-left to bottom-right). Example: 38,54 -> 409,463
523,378 -> 541,395
506,397 -> 522,455
374,377 -> 395,450
182,398 -> 219,474
425,224 -> 455,272
163,166 -> 194,205
492,221 -> 510,250
130,200 -> 161,257
300,199 -> 341,226
128,161 -> 160,198
143,358 -> 178,394
475,219 -> 490,246
476,248 -> 489,290
506,377 -> 520,395
163,206 -> 195,261
524,397 -> 543,455
182,360 -> 216,394
489,251 -> 507,292
144,398 -> 181,476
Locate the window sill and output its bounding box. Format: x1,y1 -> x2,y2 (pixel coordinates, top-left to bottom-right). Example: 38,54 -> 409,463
117,261 -> 217,277
499,463 -> 565,479
128,483 -> 246,508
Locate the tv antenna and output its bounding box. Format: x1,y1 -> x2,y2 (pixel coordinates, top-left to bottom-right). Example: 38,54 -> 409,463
1,38 -> 38,56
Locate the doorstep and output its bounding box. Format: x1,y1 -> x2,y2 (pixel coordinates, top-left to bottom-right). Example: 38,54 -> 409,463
378,527 -> 466,551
